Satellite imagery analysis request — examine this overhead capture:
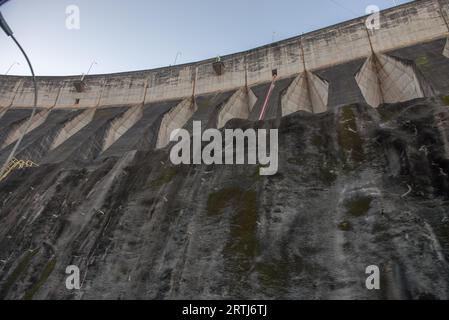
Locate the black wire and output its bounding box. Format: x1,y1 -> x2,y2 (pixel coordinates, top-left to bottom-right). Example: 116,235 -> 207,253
0,34 -> 38,180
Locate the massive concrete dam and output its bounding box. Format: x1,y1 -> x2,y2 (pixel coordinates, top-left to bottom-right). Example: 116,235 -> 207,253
1,0 -> 449,300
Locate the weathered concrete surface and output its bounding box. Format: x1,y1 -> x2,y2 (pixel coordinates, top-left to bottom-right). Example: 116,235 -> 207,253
102,106 -> 143,152
356,54 -> 429,108
156,98 -> 196,149
0,0 -> 449,301
1,97 -> 449,299
217,88 -> 257,128
1,0 -> 448,109
1,109 -> 52,150
281,72 -> 329,116
444,38 -> 449,58
38,107 -> 128,164
100,101 -> 180,159
0,109 -> 83,164
50,109 -> 96,151
249,77 -> 295,121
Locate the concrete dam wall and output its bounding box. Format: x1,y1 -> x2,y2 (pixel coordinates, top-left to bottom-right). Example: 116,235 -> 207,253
1,0 -> 449,300
0,0 -> 448,163
0,0 -> 448,154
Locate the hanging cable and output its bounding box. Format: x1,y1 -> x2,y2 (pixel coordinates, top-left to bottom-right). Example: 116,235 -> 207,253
0,11 -> 38,181
327,0 -> 359,16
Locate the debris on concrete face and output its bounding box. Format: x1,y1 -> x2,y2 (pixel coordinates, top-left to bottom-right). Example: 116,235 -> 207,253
401,185 -> 413,198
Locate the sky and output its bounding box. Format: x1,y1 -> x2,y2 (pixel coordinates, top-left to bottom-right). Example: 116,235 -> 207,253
0,0 -> 411,76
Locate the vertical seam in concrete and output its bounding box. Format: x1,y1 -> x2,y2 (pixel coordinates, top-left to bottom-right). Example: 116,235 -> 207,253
244,55 -> 248,90
364,26 -> 385,105
192,65 -> 198,104
142,78 -> 149,106
372,54 -> 385,105
96,79 -> 107,108
299,36 -> 307,72
51,84 -> 64,109
300,37 -> 314,113
437,0 -> 449,33
53,81 -> 66,108
243,55 -> 251,113
7,79 -> 23,109
364,27 -> 375,54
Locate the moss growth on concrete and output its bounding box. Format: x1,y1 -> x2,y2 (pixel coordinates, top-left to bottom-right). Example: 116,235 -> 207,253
208,188 -> 258,295
319,168 -> 337,185
255,258 -> 291,293
206,187 -> 241,216
415,55 -> 429,66
338,105 -> 364,168
338,221 -> 352,231
377,108 -> 394,122
224,190 -> 258,272
311,135 -> 323,147
441,96 -> 449,106
0,249 -> 38,298
148,167 -> 177,189
287,157 -> 305,166
196,98 -> 211,110
345,195 -> 372,217
248,165 -> 265,181
23,258 -> 56,300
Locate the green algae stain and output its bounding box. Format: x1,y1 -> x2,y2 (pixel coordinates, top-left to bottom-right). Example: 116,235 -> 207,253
224,190 -> 258,291
256,260 -> 290,293
23,258 -> 56,300
208,188 -> 259,295
311,135 -> 323,147
338,221 -> 353,231
248,165 -> 266,181
0,249 -> 39,298
345,195 -> 372,217
287,157 -> 304,166
441,96 -> 449,106
338,105 -> 364,168
319,168 -> 337,186
415,55 -> 429,66
206,187 -> 241,216
148,167 -> 177,189
196,98 -> 211,110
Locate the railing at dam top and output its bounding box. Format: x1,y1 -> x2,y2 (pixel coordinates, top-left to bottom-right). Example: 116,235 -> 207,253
0,0 -> 448,109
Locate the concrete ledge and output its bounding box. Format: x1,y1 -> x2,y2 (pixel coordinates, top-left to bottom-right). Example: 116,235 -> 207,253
1,109 -> 51,149
50,108 -> 96,150
356,54 -> 427,107
217,88 -> 257,128
102,105 -> 143,152
156,98 -> 196,149
282,72 -> 329,115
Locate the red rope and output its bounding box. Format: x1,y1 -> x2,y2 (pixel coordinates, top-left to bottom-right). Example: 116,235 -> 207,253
258,76 -> 277,121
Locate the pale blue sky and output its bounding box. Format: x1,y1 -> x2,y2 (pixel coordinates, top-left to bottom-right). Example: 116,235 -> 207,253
0,0 -> 410,76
